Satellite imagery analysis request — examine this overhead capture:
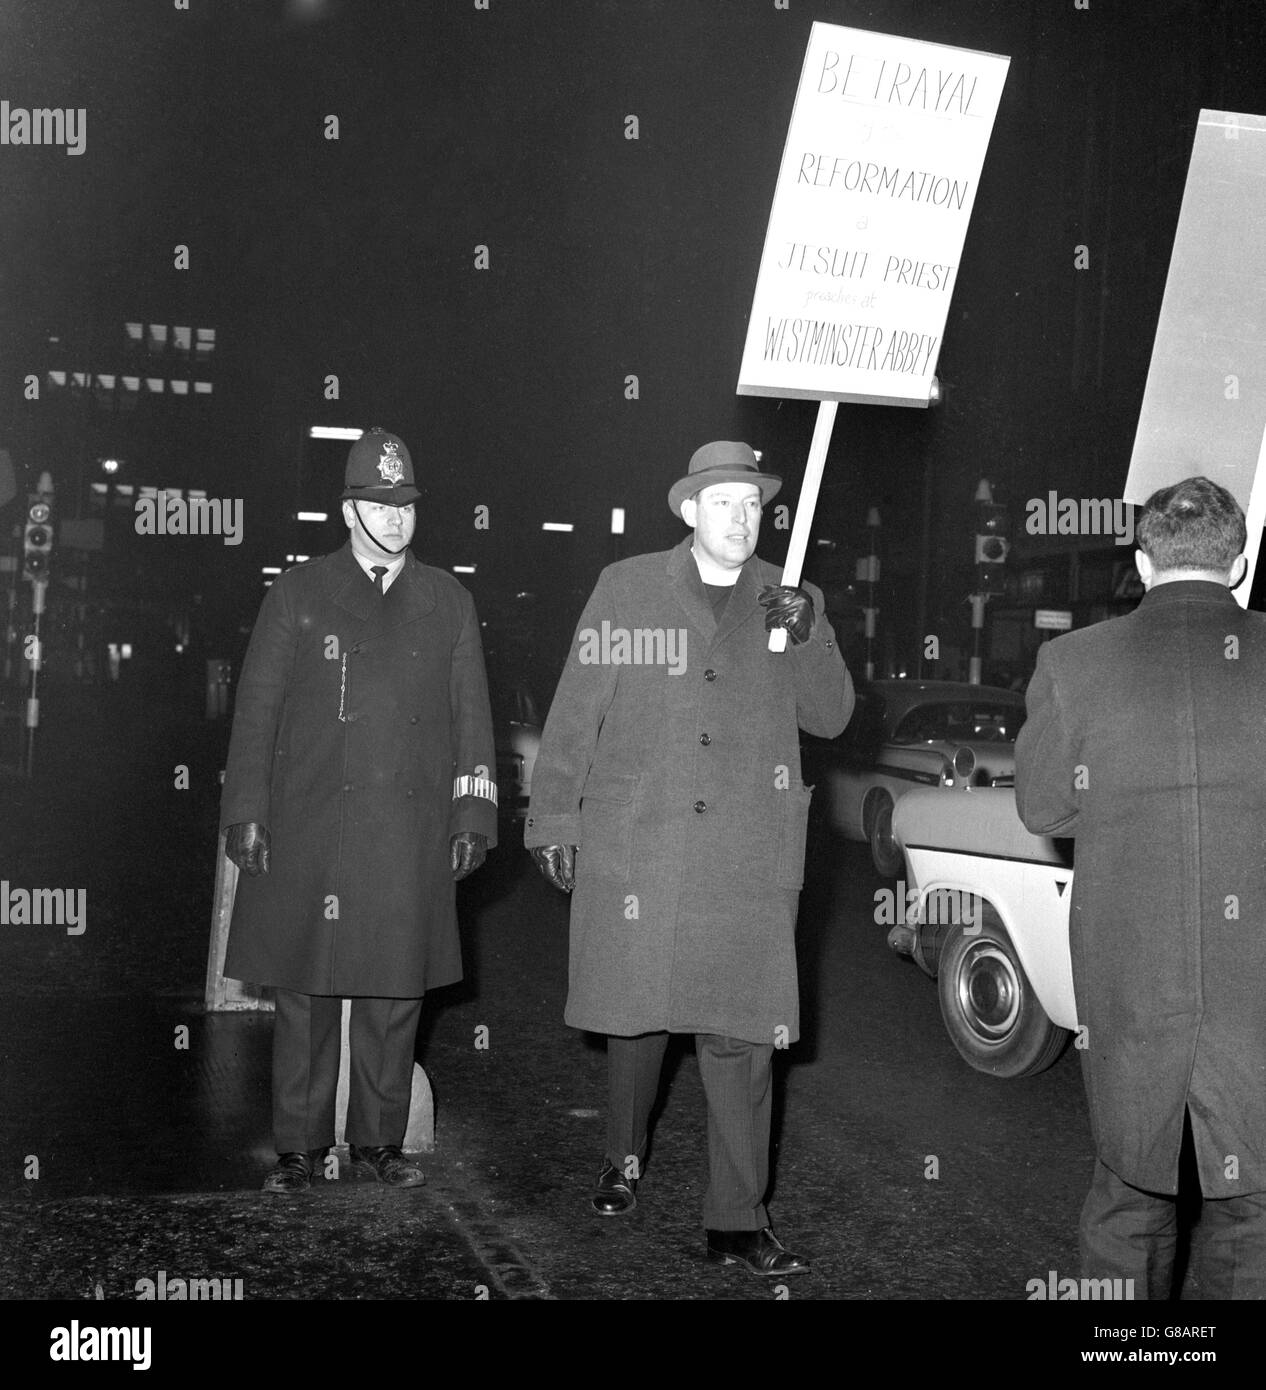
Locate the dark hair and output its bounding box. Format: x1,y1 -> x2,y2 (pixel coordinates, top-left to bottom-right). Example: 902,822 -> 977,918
1135,476 -> 1246,573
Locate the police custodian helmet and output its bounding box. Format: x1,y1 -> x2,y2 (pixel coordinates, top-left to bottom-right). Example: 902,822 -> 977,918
342,427 -> 421,506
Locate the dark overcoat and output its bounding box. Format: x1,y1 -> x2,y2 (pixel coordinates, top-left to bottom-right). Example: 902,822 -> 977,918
525,536 -> 854,1045
1015,580 -> 1266,1196
219,543 -> 497,997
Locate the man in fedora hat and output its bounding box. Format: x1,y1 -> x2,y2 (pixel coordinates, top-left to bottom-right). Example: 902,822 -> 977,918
526,440 -> 853,1276
220,427 -> 497,1194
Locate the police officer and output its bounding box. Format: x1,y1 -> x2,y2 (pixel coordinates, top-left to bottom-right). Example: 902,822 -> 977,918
220,428 -> 498,1193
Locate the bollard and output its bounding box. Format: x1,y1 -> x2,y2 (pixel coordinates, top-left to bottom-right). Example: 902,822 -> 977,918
204,830 -> 272,1012
334,1000 -> 435,1154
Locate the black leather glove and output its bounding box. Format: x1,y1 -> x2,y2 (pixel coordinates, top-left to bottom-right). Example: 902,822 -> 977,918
531,844 -> 577,893
225,822 -> 271,876
451,830 -> 488,881
758,584 -> 815,645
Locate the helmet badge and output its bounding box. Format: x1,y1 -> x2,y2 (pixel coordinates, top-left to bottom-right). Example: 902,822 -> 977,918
377,440 -> 404,485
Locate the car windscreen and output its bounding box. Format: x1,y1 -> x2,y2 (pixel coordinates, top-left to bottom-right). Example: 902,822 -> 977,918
890,701 -> 1024,746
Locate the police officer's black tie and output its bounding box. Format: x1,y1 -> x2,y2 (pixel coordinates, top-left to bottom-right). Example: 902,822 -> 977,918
370,565 -> 387,595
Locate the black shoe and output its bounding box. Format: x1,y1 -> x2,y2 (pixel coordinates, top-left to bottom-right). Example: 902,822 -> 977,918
349,1144 -> 426,1188
591,1161 -> 637,1216
706,1227 -> 811,1277
262,1148 -> 328,1195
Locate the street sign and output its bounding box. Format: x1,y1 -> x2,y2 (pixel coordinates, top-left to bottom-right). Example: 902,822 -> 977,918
1034,609 -> 1073,631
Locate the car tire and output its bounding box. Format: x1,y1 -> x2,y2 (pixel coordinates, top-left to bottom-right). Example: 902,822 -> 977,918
936,914 -> 1070,1078
868,794 -> 904,878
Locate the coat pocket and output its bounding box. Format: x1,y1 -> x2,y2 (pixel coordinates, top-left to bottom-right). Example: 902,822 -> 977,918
579,772 -> 639,884
775,783 -> 814,890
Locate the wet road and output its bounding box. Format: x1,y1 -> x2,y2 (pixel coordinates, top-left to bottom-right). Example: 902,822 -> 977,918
0,689 -> 1191,1302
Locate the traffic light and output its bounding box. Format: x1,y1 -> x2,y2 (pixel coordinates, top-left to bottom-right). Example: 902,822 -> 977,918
22,492 -> 54,583
974,501 -> 1009,594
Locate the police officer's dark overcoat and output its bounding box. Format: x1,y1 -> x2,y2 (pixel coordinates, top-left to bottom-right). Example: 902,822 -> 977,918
220,543 -> 497,996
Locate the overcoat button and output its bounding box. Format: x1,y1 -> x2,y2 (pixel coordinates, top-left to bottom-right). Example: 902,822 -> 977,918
346,713 -> 358,722
704,669 -> 717,681
343,783 -> 353,792
699,733 -> 711,745
410,715 -> 419,724
694,800 -> 707,813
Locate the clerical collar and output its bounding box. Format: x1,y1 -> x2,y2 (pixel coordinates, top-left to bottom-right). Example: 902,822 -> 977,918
690,545 -> 741,586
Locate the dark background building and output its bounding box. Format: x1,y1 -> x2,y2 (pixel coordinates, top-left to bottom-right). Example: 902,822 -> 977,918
2,0 -> 1264,737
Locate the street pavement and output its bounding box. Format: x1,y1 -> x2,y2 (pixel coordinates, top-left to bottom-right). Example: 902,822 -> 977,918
0,685 -> 1210,1304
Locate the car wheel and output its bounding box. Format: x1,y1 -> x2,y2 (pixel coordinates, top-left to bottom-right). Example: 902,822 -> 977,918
936,914 -> 1070,1077
868,794 -> 904,877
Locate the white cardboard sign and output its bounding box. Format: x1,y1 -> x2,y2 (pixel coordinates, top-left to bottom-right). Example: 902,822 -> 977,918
1124,110 -> 1266,608
737,23 -> 1009,407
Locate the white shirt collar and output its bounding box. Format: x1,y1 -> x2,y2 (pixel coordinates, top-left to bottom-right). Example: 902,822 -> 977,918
352,549 -> 406,591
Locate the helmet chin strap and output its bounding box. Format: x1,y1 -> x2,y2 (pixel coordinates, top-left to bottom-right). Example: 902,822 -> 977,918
352,500 -> 410,556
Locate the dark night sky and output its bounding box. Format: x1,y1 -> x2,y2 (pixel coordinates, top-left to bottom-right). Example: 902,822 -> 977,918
2,0 -> 1264,672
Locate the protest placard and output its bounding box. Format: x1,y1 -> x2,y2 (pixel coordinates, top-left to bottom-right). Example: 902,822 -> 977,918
738,22 -> 1010,407
1124,110 -> 1266,608
737,23 -> 1009,647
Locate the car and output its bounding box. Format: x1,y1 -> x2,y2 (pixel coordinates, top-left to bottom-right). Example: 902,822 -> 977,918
490,680 -> 541,819
890,782 -> 1076,1078
807,679 -> 1027,876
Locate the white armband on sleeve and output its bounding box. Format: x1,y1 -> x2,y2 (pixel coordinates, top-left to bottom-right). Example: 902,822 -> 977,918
452,774 -> 498,806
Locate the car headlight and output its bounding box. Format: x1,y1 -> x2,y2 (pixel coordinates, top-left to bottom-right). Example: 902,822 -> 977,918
952,746 -> 976,783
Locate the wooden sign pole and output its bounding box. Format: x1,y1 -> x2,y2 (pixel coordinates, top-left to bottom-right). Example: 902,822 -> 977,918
1238,422 -> 1266,609
769,399 -> 838,651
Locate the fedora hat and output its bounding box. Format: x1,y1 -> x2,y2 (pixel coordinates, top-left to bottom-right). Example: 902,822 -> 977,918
342,427 -> 421,506
667,441 -> 781,519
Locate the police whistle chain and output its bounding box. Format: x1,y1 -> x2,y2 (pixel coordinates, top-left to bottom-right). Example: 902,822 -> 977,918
769,400 -> 837,652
